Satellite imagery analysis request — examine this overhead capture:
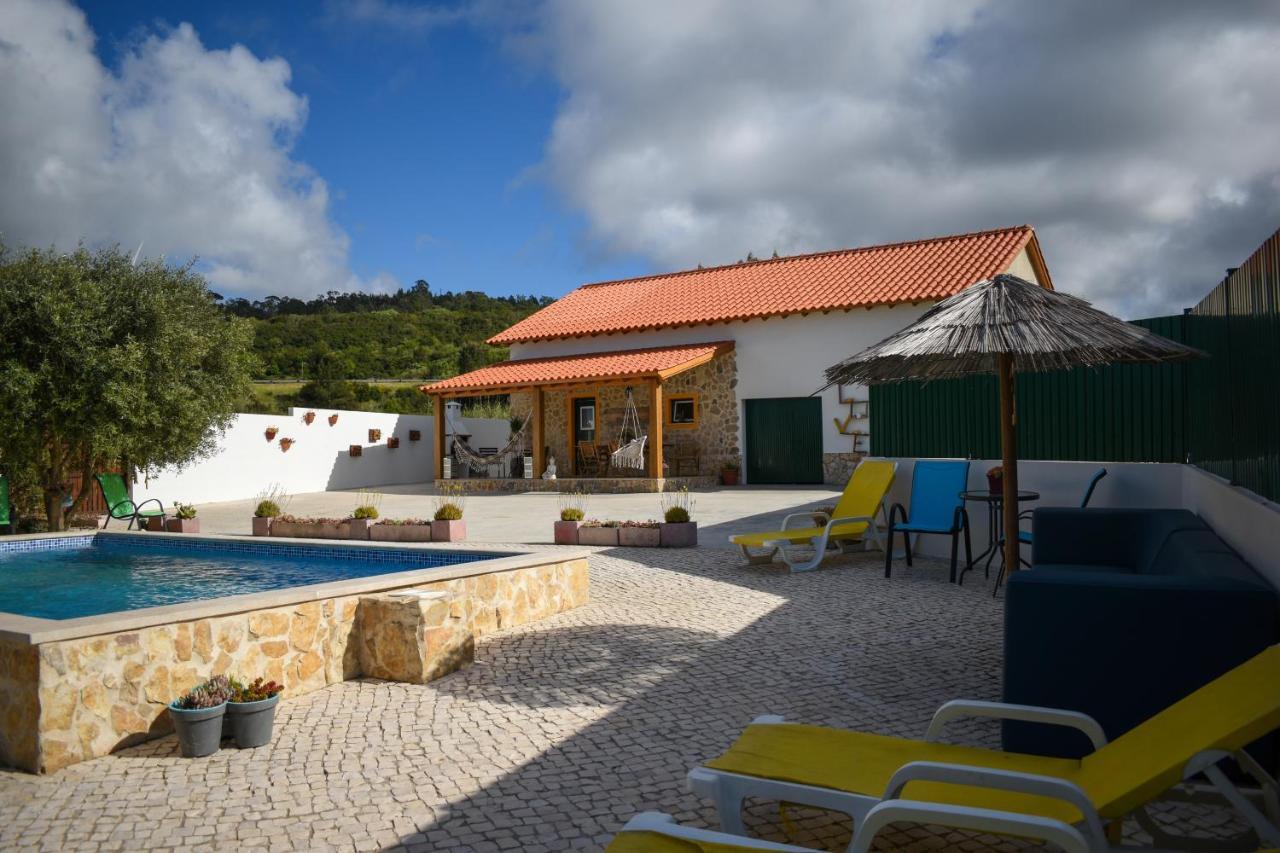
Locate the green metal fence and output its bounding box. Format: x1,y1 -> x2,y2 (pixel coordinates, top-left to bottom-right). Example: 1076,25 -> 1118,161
870,316 -> 1190,464
870,229 -> 1280,503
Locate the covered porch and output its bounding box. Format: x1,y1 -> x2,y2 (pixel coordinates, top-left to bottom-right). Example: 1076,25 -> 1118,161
421,341 -> 738,491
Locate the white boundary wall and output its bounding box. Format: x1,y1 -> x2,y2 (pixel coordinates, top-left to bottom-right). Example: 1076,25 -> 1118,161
877,457 -> 1278,587
134,408 -> 509,506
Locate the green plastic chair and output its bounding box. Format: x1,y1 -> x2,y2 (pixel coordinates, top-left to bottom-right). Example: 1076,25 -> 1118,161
94,473 -> 166,530
0,474 -> 13,533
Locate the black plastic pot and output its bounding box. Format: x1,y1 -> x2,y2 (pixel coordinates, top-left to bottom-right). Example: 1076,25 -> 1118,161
169,701 -> 226,758
226,694 -> 280,748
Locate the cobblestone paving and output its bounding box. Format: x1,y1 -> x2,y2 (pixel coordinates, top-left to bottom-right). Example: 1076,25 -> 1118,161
0,546 -> 1247,851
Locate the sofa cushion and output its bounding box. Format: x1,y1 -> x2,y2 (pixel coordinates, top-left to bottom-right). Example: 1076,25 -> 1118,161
1035,563 -> 1134,576
1133,510 -> 1209,574
1150,531 -> 1269,587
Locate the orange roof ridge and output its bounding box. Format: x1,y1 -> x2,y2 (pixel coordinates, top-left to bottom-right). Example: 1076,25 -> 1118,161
574,224 -> 1033,290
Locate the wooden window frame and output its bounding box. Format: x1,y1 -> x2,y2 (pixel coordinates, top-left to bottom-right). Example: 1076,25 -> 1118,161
666,392 -> 699,429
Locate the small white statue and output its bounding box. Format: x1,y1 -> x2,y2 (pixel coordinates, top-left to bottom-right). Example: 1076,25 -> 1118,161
542,456 -> 557,479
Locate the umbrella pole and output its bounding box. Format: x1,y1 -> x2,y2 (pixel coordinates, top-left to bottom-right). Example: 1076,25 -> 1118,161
998,353 -> 1021,574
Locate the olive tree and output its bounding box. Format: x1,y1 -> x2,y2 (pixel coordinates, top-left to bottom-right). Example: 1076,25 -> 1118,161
0,245 -> 255,529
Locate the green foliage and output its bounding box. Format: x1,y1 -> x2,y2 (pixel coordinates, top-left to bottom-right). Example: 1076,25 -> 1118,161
352,505 -> 379,520
174,502 -> 198,520
254,500 -> 281,518
0,244 -> 254,530
660,486 -> 695,523
433,482 -> 466,520
434,503 -> 463,521
559,507 -> 584,522
558,489 -> 587,522
663,506 -> 690,524
228,676 -> 282,703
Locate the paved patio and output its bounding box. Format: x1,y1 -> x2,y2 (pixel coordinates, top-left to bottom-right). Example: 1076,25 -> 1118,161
0,544 -> 1243,851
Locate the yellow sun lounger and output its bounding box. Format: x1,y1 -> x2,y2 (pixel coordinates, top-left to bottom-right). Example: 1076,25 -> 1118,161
689,645 -> 1280,852
730,460 -> 897,572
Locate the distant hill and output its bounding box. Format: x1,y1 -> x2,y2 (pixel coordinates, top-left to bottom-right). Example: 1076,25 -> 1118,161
225,279 -> 552,415
225,280 -> 553,380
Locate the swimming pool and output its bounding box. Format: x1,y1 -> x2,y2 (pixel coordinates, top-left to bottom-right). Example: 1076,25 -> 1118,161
0,535 -> 503,620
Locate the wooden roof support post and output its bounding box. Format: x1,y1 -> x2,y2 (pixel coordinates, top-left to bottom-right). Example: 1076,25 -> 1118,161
531,386 -> 545,479
434,395 -> 446,481
650,381 -> 664,480
998,354 -> 1020,574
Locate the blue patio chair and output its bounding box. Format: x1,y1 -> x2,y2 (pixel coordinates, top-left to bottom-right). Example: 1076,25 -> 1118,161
994,466 -> 1107,592
884,460 -> 972,583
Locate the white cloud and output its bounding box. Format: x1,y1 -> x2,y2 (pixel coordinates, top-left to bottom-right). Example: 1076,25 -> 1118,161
528,0 -> 1280,317
0,0 -> 379,298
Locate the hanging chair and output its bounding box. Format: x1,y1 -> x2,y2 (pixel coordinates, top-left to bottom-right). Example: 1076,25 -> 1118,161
610,387 -> 648,470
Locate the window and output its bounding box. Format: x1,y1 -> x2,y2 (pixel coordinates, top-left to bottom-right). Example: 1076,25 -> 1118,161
667,394 -> 698,428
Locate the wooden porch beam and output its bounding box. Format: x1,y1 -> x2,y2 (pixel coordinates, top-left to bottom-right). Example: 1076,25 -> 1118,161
433,395 -> 446,481
649,381 -> 664,480
531,386 -> 544,479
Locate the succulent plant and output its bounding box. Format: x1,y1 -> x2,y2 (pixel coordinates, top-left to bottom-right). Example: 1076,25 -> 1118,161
229,677 -> 283,703
176,675 -> 232,709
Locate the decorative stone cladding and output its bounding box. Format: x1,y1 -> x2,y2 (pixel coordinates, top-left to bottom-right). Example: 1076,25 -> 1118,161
3,557 -> 587,773
822,452 -> 865,485
356,592 -> 475,684
506,350 -> 739,480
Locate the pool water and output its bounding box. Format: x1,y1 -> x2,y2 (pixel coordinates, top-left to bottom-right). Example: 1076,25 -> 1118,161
0,536 -> 499,620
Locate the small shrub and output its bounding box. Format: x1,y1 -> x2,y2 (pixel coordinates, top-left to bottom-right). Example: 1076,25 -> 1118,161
659,486 -> 695,524
351,489 -> 382,520
174,502 -> 198,520
352,505 -> 379,520
229,676 -> 283,703
433,482 -> 466,520
722,457 -> 741,471
560,507 -> 585,522
253,484 -> 290,518
558,489 -> 587,522
176,675 -> 231,709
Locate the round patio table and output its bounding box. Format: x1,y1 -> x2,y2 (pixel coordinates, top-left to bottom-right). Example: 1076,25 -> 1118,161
958,489 -> 1039,586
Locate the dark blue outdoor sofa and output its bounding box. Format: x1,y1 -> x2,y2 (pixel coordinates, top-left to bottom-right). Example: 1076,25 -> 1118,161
1002,507 -> 1279,770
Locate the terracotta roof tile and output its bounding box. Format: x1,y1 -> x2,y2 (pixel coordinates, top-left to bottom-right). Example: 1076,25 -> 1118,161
489,226 -> 1045,344
421,342 -> 733,395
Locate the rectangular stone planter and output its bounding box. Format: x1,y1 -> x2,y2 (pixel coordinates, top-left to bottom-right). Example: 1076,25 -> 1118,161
144,516 -> 165,532
164,518 -> 200,534
553,520 -> 581,545
348,518 -> 374,540
578,526 -> 619,546
431,519 -> 467,542
619,526 -> 661,547
251,517 -> 272,537
660,522 -> 698,548
270,520 -> 351,540
370,524 -> 433,543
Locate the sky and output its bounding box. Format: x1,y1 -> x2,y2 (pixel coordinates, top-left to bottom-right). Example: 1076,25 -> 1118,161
1,0 -> 1278,318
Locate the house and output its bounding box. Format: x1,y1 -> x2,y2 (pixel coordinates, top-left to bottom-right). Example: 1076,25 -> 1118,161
422,225 -> 1053,487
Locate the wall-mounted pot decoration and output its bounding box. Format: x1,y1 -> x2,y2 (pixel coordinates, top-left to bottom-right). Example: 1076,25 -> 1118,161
408,430 -> 421,442
387,436 -> 400,449
279,438 -> 295,452
349,445 -> 363,457
303,411 -> 316,425
368,428 -> 382,442
328,414 -> 339,426
265,426 -> 279,442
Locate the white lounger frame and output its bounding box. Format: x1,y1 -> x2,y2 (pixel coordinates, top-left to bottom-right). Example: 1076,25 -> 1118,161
737,505 -> 889,573
687,701 -> 1280,852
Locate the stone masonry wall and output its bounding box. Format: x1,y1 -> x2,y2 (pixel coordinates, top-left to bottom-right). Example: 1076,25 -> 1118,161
7,557 -> 588,773
823,452 -> 865,486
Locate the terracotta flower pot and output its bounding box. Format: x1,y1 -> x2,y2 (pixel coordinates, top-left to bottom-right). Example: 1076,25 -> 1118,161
387,436 -> 400,449
578,526 -> 619,546
349,445 -> 363,457
619,526 -> 660,547
431,519 -> 466,541
264,427 -> 278,442
660,521 -> 698,548
328,414 -> 339,426
370,524 -> 433,542
252,517 -> 273,537
165,518 -> 200,534
303,411 -> 316,425
721,469 -> 740,486
279,438 -> 294,452
987,473 -> 1003,494
553,520 -> 581,545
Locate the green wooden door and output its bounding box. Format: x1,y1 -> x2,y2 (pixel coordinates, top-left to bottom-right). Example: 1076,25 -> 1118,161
744,397 -> 823,484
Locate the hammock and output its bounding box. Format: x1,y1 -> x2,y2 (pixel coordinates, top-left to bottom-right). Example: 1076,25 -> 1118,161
610,387 -> 648,470
452,410 -> 532,475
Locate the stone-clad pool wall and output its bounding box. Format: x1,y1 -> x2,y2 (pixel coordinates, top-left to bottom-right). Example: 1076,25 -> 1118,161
1,553 -> 588,773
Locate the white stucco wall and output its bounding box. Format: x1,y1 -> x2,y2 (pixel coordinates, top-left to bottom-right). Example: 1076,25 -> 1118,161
508,248 -> 1044,483
134,408 -> 509,506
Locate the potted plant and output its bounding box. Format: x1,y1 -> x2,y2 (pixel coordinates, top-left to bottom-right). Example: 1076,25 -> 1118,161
387,436 -> 400,449
279,437 -> 295,452
431,484 -> 467,541
554,491 -> 586,545
264,426 -> 278,442
578,520 -> 620,546
408,429 -> 421,442
349,444 -> 363,457
271,514 -> 351,540
166,502 -> 200,534
328,413 -> 339,426
986,465 -> 1004,494
619,520 -> 661,547
303,411 -> 316,425
659,487 -> 698,547
225,677 -> 283,749
370,518 -> 433,542
720,457 -> 741,486
252,486 -> 288,536
169,675 -> 231,758
349,490 -> 380,539
368,428 -> 382,442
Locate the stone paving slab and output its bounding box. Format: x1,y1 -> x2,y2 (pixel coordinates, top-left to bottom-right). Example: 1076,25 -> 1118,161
0,545 -> 1248,851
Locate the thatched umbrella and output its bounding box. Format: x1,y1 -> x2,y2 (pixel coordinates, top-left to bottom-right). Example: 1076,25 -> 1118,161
825,273 -> 1203,573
